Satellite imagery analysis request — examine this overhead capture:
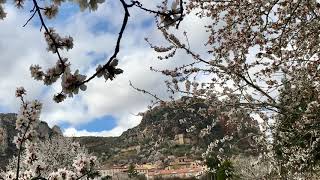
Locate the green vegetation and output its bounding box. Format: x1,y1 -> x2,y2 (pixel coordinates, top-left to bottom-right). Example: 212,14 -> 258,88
170,145 -> 192,157
205,153 -> 238,180
127,164 -> 138,178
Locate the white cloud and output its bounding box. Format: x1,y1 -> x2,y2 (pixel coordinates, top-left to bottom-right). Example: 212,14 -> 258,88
63,126 -> 124,137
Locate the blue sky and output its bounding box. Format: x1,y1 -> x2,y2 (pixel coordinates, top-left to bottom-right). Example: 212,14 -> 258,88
59,115 -> 117,132
0,0 -> 210,136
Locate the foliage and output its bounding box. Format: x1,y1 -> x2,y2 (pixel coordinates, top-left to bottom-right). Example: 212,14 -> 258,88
127,163 -> 138,178
154,177 -> 197,180
134,174 -> 147,180
205,153 -> 238,180
101,175 -> 112,180
232,155 -> 271,179
273,70 -> 320,176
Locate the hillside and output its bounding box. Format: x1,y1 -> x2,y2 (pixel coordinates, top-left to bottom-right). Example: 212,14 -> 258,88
76,97 -> 260,166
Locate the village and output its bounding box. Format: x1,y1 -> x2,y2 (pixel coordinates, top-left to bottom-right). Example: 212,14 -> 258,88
98,134 -> 207,179
99,156 -> 207,179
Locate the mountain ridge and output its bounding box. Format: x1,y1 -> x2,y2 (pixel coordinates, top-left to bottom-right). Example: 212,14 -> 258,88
75,97 -> 259,166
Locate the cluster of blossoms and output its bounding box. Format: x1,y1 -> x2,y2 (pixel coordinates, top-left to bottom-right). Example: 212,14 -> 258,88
159,0 -> 182,29
61,68 -> 87,97
44,5 -> 59,19
14,87 -> 42,148
47,169 -> 77,180
4,136 -> 96,178
46,153 -> 98,180
72,154 -> 97,176
28,22 -> 87,103
44,28 -> 73,53
14,0 -> 106,12
96,58 -> 123,81
0,0 -> 5,20
202,135 -> 235,168
31,58 -> 69,85
0,0 -> 26,14
3,170 -> 33,180
199,122 -> 216,138
29,25 -> 92,102
231,155 -> 271,179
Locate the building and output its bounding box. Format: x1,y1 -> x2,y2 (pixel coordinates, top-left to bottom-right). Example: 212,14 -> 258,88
98,157 -> 207,179
99,163 -> 157,178
167,156 -> 194,170
147,167 -> 204,179
99,165 -> 128,177
174,134 -> 191,145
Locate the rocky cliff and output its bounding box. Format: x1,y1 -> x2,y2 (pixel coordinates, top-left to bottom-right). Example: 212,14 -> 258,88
0,113 -> 62,170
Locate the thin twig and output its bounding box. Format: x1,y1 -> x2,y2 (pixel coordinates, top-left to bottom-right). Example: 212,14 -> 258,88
129,81 -> 164,102
22,5 -> 38,27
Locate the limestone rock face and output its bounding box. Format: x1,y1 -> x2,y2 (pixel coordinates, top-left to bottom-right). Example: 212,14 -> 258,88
0,113 -> 18,170
52,125 -> 63,136
0,126 -> 7,155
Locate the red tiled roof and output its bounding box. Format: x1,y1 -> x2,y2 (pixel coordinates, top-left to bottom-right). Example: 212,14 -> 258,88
148,168 -> 203,176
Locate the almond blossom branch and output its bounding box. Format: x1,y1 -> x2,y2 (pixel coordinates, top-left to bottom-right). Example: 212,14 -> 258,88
15,101 -> 32,179
21,0 -> 186,102
155,30 -> 279,107
32,0 -> 66,69
132,1 -> 174,16
81,0 -> 185,85
31,177 -> 47,180
80,0 -> 130,85
132,0 -> 184,29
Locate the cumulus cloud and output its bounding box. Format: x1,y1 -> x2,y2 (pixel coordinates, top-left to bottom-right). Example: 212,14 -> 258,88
0,1 -> 211,137
63,127 -> 122,137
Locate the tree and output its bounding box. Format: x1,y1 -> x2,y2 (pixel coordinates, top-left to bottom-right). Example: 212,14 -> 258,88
140,0 -> 320,178
205,153 -> 238,180
232,155 -> 270,180
0,88 -> 100,180
272,70 -> 320,177
4,136 -> 92,177
127,163 -> 138,178
101,175 -> 112,180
